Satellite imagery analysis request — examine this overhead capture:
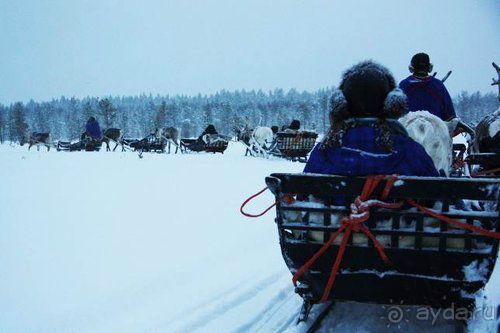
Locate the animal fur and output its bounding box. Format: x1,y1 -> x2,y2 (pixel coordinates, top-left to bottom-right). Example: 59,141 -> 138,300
161,127 -> 180,154
28,132 -> 51,151
251,127 -> 274,151
399,111 -> 458,175
102,128 -> 123,151
235,126 -> 274,157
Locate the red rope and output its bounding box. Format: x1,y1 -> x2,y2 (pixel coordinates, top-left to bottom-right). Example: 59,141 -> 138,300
406,199 -> 500,239
240,187 -> 294,218
292,175 -> 402,303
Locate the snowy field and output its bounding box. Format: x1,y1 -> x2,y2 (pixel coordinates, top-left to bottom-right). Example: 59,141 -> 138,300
0,141 -> 498,333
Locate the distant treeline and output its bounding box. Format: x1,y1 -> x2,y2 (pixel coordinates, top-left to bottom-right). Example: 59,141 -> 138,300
0,89 -> 497,143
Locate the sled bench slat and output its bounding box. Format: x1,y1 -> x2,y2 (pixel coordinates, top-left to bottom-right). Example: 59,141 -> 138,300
267,174 -> 499,201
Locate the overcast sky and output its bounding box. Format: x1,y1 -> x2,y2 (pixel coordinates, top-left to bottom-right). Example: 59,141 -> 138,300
0,0 -> 498,104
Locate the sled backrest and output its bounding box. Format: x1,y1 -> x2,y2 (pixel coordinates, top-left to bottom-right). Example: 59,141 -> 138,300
266,174 -> 500,276
275,132 -> 318,155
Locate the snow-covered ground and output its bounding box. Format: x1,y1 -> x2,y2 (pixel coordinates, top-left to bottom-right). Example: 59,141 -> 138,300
0,141 -> 498,333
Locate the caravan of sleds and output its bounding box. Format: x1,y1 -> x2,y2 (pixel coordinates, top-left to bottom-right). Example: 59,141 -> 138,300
27,120 -> 320,161
29,125 -> 230,155
239,61 -> 500,330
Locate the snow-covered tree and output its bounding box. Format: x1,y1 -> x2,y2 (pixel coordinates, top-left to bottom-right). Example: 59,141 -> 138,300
0,106 -> 5,143
2,86 -> 496,144
98,98 -> 117,128
154,101 -> 167,129
10,102 -> 28,144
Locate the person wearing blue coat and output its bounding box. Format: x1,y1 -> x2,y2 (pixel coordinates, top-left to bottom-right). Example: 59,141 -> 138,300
304,61 -> 439,178
85,117 -> 102,140
399,53 -> 456,121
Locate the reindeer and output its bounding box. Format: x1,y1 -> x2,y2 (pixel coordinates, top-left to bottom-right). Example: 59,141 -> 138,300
399,111 -> 459,176
102,128 -> 123,151
28,132 -> 51,151
234,125 -> 274,157
471,62 -> 500,155
160,127 -> 180,154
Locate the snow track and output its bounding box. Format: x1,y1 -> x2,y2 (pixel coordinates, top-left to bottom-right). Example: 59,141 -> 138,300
164,272 -> 297,332
232,279 -> 299,333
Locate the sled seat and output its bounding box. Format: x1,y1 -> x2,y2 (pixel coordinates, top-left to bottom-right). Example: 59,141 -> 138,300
180,138 -> 228,154
205,139 -> 228,153
266,174 -> 499,309
56,140 -> 101,152
128,135 -> 166,153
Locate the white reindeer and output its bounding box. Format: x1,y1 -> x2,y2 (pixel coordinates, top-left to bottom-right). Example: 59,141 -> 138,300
250,127 -> 274,157
399,111 -> 459,176
236,126 -> 274,157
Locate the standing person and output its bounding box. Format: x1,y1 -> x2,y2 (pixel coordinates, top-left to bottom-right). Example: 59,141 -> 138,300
305,60 -> 438,177
85,117 -> 102,140
399,53 -> 456,121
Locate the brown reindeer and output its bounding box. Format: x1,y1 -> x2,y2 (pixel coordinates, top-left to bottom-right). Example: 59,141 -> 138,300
102,128 -> 123,151
28,132 -> 51,151
160,127 -> 180,154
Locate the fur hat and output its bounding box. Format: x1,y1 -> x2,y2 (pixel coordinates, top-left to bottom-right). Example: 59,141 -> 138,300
289,119 -> 301,130
410,53 -> 432,73
330,60 -> 407,121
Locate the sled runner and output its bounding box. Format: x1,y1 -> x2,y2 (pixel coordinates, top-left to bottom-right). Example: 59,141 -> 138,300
269,131 -> 318,162
180,137 -> 228,154
265,173 -> 499,320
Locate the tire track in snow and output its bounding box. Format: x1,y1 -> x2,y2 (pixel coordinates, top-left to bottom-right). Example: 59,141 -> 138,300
161,270 -> 285,332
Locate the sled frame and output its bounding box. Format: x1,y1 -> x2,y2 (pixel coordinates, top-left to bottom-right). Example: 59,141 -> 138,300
266,174 -> 500,309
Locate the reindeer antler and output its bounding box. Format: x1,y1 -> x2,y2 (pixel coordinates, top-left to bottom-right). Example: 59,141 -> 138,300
492,62 -> 500,86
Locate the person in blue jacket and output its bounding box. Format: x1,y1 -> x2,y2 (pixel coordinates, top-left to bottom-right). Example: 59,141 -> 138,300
85,117 -> 102,140
399,53 -> 456,121
304,60 -> 439,177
